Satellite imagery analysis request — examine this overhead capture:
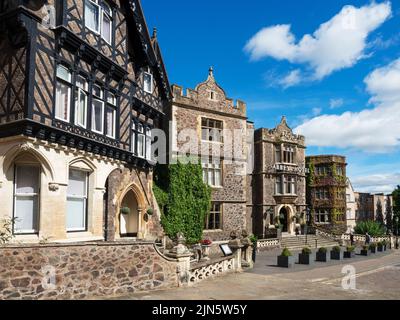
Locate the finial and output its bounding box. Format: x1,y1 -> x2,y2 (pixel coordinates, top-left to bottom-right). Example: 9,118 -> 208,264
281,116 -> 287,124
209,66 -> 214,77
152,27 -> 157,39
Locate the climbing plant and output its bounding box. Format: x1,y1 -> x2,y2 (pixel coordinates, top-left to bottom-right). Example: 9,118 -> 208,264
153,160 -> 211,245
0,217 -> 15,245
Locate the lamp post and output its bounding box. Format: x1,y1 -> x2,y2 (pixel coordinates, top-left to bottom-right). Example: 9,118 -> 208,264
395,216 -> 399,249
304,207 -> 311,245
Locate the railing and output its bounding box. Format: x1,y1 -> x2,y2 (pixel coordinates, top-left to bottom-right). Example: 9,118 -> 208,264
189,256 -> 235,285
341,234 -> 391,243
257,238 -> 280,251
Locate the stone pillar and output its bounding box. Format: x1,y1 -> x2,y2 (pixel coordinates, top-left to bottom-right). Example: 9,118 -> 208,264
165,233 -> 192,286
228,232 -> 244,271
137,207 -> 144,239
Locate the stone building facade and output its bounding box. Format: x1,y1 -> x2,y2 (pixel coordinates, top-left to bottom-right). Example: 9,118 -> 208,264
346,178 -> 357,233
355,192 -> 393,226
171,68 -> 253,241
306,155 -> 348,234
0,0 -> 170,244
251,117 -> 307,238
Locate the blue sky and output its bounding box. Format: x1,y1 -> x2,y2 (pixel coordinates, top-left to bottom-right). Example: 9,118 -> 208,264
142,0 -> 400,194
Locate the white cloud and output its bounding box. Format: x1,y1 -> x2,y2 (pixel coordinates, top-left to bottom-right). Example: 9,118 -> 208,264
245,2 -> 392,82
351,173 -> 400,194
312,107 -> 322,116
330,98 -> 344,109
278,69 -> 302,88
294,58 -> 400,153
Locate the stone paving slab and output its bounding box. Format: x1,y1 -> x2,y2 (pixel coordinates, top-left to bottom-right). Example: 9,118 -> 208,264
110,249 -> 400,300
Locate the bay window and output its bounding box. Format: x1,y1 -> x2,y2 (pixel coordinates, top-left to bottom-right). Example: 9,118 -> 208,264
202,157 -> 222,187
55,65 -> 71,122
85,0 -> 113,43
67,169 -> 88,232
13,165 -> 40,234
75,76 -> 88,128
275,175 -> 296,195
91,85 -> 104,134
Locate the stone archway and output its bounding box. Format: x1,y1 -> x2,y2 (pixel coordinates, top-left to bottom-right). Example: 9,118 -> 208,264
120,190 -> 139,237
279,207 -> 289,233
116,183 -> 146,239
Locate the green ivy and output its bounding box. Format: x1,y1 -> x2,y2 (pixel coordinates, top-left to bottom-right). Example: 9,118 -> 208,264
153,160 -> 212,245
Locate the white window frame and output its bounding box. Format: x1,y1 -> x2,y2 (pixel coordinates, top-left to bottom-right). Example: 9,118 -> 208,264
66,169 -> 89,232
101,1 -> 113,44
75,75 -> 88,128
91,85 -> 104,134
137,123 -> 145,158
145,127 -> 152,160
13,165 -> 40,235
105,92 -> 116,138
143,70 -> 153,94
55,65 -> 71,123
85,0 -> 101,34
202,158 -> 222,188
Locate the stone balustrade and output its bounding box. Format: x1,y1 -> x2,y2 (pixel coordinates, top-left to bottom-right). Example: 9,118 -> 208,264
188,256 -> 236,285
257,238 -> 280,251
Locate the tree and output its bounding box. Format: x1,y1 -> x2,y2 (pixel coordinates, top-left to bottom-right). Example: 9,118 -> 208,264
375,199 -> 384,226
393,186 -> 400,217
385,196 -> 393,232
153,161 -> 212,245
354,220 -> 385,237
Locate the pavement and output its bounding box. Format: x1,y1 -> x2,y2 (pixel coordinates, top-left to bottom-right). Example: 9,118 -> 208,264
113,248 -> 400,300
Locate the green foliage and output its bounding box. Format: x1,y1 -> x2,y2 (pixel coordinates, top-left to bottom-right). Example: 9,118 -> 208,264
153,161 -> 211,245
369,243 -> 377,249
354,220 -> 385,236
249,234 -> 258,245
362,245 -> 369,251
346,246 -> 355,252
0,217 -> 15,245
385,197 -> 393,232
307,161 -> 315,186
332,246 -> 341,253
382,240 -> 388,246
318,247 -> 327,254
120,207 -> 130,215
375,200 -> 384,226
393,186 -> 400,227
281,247 -> 292,257
301,247 -> 312,255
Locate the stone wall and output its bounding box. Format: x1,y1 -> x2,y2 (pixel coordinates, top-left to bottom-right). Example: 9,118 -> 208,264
0,242 -> 178,300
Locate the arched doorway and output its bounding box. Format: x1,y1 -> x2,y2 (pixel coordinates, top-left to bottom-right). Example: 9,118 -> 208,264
120,190 -> 139,237
279,207 -> 289,233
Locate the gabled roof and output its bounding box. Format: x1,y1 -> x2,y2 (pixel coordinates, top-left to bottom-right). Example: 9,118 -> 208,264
125,0 -> 171,100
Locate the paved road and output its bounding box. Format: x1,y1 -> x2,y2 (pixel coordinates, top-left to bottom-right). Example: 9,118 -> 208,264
115,249 -> 400,300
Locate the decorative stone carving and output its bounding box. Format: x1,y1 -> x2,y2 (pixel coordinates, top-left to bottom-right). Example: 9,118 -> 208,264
48,183 -> 59,192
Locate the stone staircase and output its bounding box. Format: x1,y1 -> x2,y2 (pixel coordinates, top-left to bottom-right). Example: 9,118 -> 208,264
280,235 -> 340,251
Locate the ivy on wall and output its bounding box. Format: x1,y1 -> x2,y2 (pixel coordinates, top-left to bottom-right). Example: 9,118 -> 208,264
153,160 -> 212,245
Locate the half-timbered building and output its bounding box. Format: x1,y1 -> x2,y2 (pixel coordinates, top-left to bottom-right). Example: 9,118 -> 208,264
0,0 -> 170,243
